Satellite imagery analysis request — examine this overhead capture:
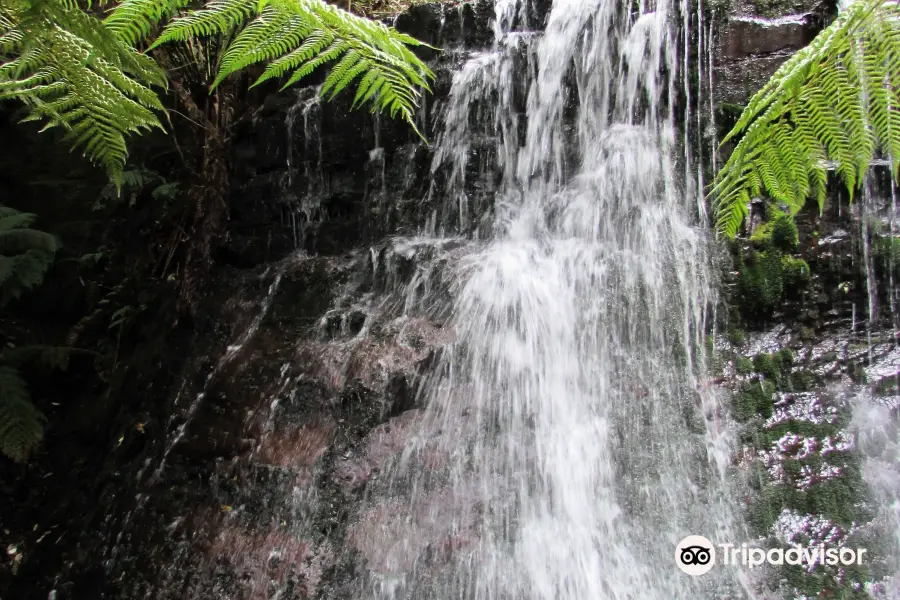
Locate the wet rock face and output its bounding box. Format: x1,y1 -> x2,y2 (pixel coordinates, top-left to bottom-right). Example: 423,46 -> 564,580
717,167 -> 900,595
61,249 -> 459,600
9,1 -> 897,600
713,4 -> 832,106
223,0 -> 513,269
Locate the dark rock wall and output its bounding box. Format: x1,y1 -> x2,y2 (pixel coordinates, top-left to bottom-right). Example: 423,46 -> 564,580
2,0 -> 898,599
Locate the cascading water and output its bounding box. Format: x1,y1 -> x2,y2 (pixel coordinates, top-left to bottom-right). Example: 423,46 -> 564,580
17,3 -> 900,600
352,0 -> 751,597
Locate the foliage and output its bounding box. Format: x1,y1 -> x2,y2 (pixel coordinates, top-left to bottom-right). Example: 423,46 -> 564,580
711,0 -> 900,237
0,365 -> 44,461
98,166 -> 179,208
1,0 -> 435,184
0,345 -> 83,462
0,206 -> 61,462
144,0 -> 434,136
0,205 -> 59,307
0,0 -> 168,189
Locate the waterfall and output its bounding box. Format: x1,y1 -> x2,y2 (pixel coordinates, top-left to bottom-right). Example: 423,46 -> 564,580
852,396 -> 900,597
353,0 -> 751,598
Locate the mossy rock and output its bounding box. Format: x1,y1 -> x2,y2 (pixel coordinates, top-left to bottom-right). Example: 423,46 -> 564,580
748,480 -> 800,534
789,369 -> 815,391
736,248 -> 785,320
732,379 -> 776,421
782,256 -> 810,289
749,349 -> 793,387
727,328 -> 746,346
734,355 -> 754,375
750,213 -> 799,253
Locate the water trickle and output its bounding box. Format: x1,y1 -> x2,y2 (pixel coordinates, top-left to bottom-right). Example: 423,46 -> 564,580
354,0 -> 750,598
852,396 -> 900,597
105,253 -> 296,576
283,86 -> 325,248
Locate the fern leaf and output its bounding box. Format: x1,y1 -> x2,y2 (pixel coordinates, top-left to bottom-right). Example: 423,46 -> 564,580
1,345 -> 73,370
0,366 -> 44,463
0,0 -> 167,183
712,0 -> 900,237
149,0 -> 256,47
104,0 -> 192,46
0,206 -> 58,307
153,0 -> 435,136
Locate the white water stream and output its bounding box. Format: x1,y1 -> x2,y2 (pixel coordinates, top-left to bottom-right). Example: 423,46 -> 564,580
359,0 -> 752,598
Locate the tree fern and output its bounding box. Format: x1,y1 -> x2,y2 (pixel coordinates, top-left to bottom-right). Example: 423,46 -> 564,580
711,0 -> 900,238
140,0 -> 435,137
0,365 -> 44,462
0,205 -> 60,307
0,0 -> 168,187
2,0 -> 434,183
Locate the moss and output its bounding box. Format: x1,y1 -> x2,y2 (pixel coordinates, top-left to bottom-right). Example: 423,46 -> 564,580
766,419 -> 840,443
777,348 -> 794,367
848,361 -> 869,384
803,476 -> 870,527
771,214 -> 800,252
789,370 -> 815,391
732,380 -> 776,421
726,328 -> 745,346
753,352 -> 780,381
750,350 -> 793,387
734,355 -> 754,375
736,248 -> 785,320
750,213 -> 799,253
782,256 -> 810,289
873,375 -> 899,396
748,480 -> 799,534
874,236 -> 900,265
799,326 -> 814,341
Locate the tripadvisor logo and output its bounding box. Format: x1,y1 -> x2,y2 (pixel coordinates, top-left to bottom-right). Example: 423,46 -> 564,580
676,535 -> 716,575
675,535 -> 867,576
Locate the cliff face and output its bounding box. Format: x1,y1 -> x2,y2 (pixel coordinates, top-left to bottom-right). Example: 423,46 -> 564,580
1,1 -> 897,599
713,2 -> 899,597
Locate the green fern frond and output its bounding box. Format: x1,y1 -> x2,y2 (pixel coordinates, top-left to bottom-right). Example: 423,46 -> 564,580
145,0 -> 435,137
0,0 -> 167,184
151,180 -> 179,199
0,365 -> 44,462
103,0 -> 192,46
149,0 -> 256,45
0,206 -> 59,307
711,0 -> 900,237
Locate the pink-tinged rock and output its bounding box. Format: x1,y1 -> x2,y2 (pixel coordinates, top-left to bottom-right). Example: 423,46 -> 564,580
295,317 -> 455,394
179,507 -> 333,599
333,409 -> 425,492
251,418 -> 335,474
348,487 -> 481,577
205,524 -> 331,599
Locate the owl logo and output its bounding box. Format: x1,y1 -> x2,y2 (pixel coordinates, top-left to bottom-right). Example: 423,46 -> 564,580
675,535 -> 716,575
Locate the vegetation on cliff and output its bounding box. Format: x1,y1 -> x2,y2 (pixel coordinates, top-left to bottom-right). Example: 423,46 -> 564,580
0,0 -> 435,463
0,0 -> 434,185
712,0 -> 900,238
